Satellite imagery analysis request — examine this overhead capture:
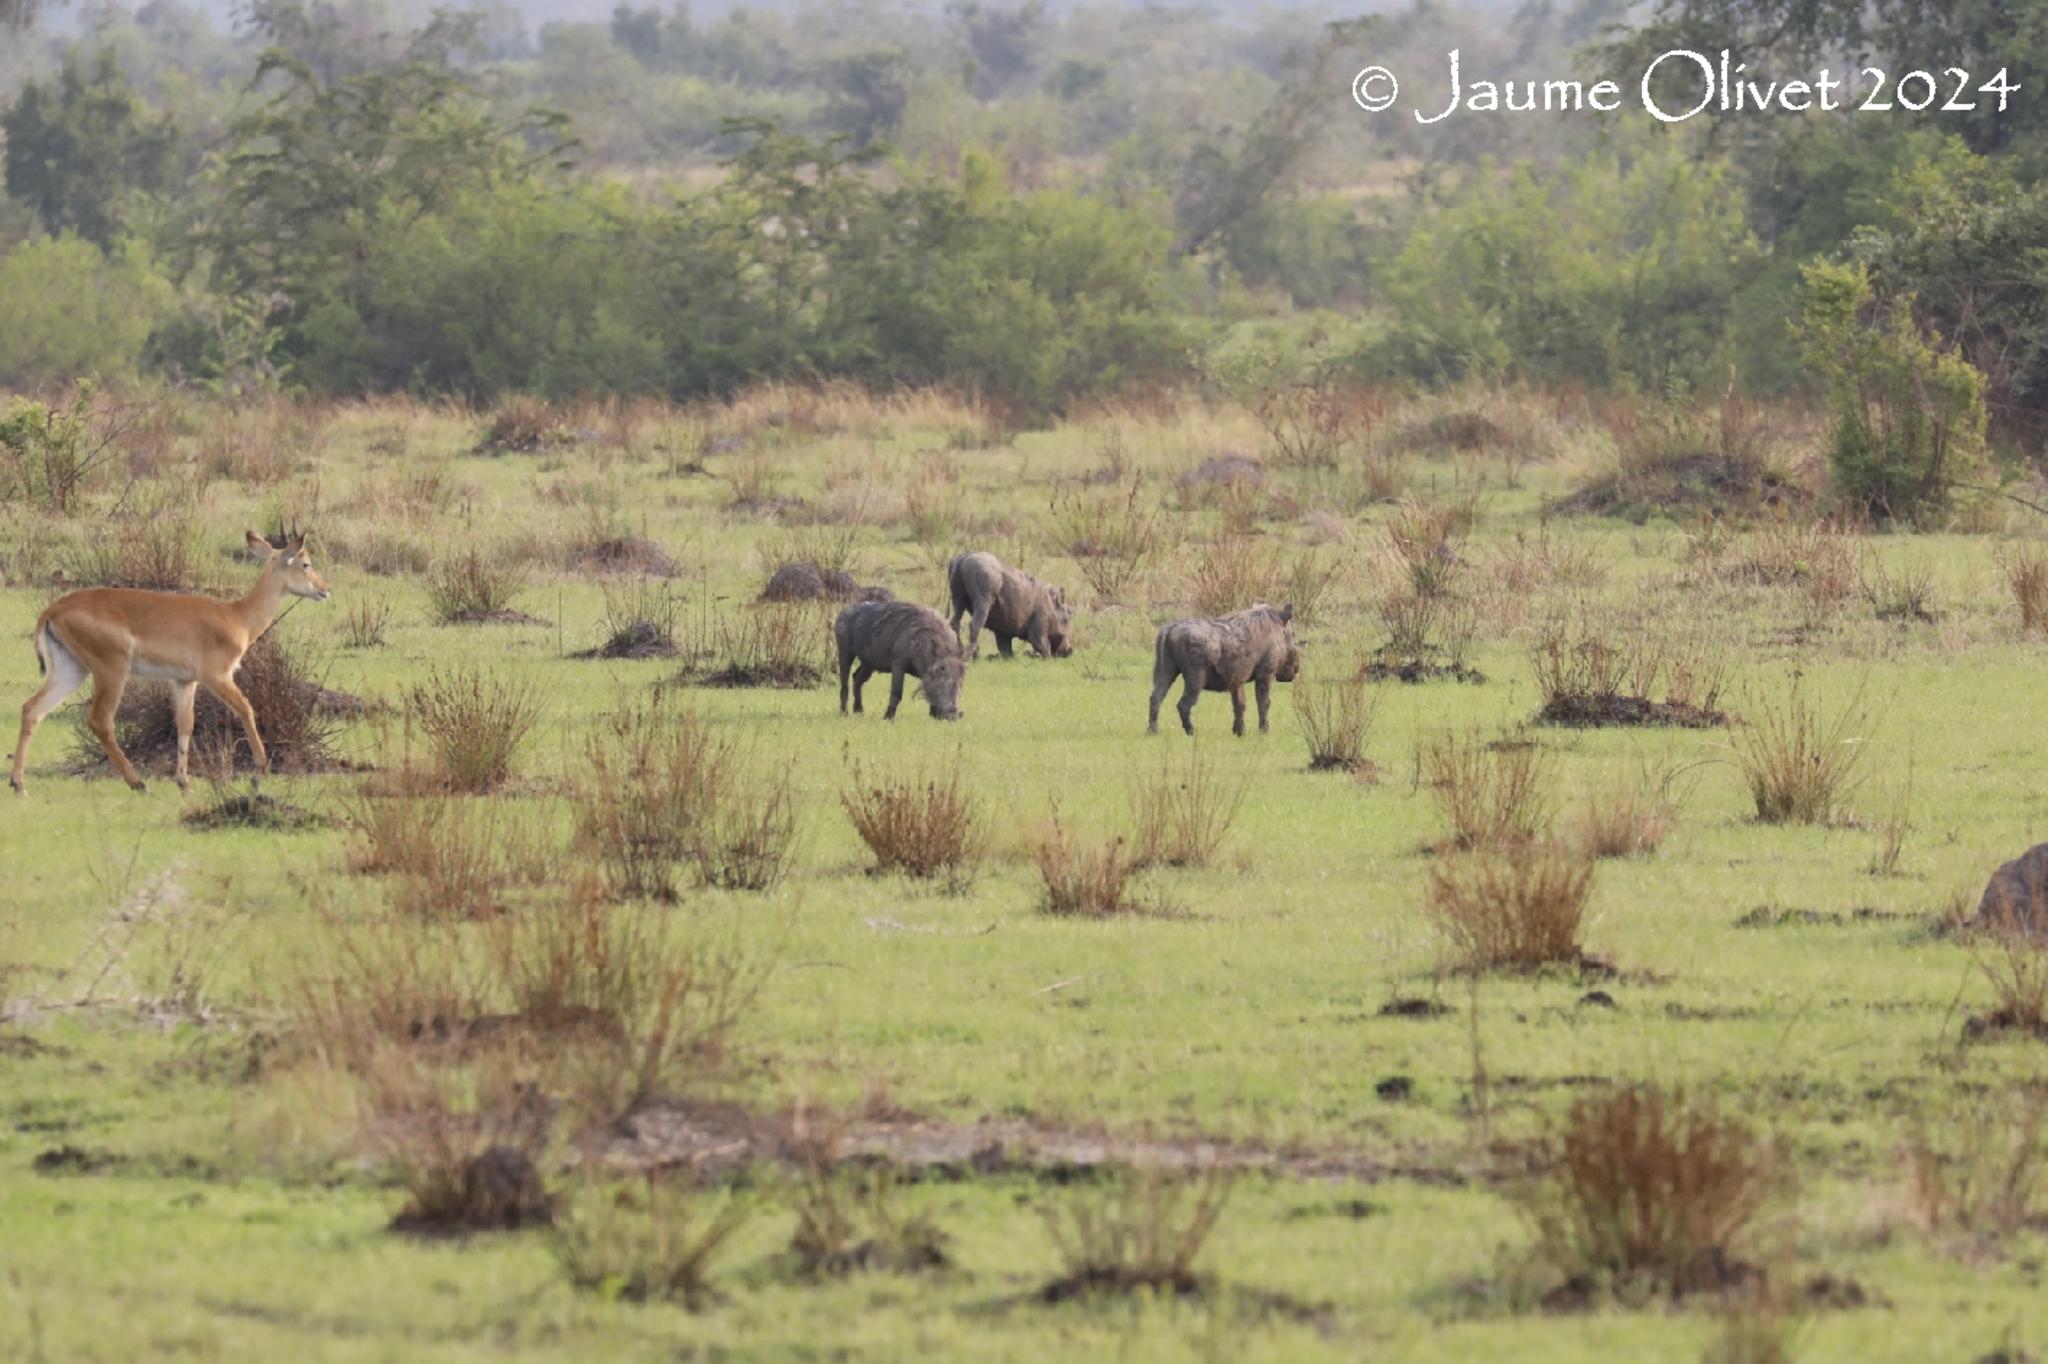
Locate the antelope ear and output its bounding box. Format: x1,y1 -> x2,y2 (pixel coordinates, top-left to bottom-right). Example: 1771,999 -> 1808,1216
246,529 -> 277,559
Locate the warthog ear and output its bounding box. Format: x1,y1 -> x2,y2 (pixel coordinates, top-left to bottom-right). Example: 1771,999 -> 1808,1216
1279,601 -> 1295,622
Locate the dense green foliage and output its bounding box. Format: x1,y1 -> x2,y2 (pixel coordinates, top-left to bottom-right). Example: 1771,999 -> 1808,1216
0,0 -> 2038,443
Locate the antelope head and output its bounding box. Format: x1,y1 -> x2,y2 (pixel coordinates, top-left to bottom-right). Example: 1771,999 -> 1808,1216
247,523 -> 331,602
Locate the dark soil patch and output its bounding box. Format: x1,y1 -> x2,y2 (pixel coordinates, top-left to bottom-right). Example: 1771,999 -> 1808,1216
572,535 -> 678,577
1577,990 -> 1617,1009
181,793 -> 326,831
1040,1267 -> 1203,1304
1734,905 -> 1913,929
1535,693 -> 1725,729
1286,1197 -> 1382,1221
1308,755 -> 1379,780
1363,660 -> 1486,686
572,620 -> 680,660
389,1146 -> 554,1237
1378,997 -> 1451,1019
0,1033 -> 60,1059
797,1238 -> 951,1278
34,1144 -> 118,1174
1375,1076 -> 1414,1101
1963,1010 -> 2048,1042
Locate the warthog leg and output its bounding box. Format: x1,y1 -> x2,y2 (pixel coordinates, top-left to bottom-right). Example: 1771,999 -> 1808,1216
1255,675 -> 1273,733
885,665 -> 908,719
1228,682 -> 1248,737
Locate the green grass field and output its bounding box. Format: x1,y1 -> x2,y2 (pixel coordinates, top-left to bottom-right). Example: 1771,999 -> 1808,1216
4,388 -> 2048,1361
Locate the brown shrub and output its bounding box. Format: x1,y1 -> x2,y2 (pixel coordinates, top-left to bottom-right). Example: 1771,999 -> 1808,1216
784,1133 -> 951,1277
1423,731 -> 1555,851
1032,809 -> 1144,917
1529,609 -> 1727,727
841,759 -> 986,888
1177,535 -> 1285,617
1973,929 -> 2048,1037
81,633 -> 344,778
1039,1161 -> 1235,1299
1425,841 -> 1593,970
404,666 -> 543,793
477,395 -> 572,454
1518,1083 -> 1790,1300
2000,543 -> 2048,635
345,789 -> 555,920
368,1048 -> 557,1236
1376,495 -> 1475,597
1129,746 -> 1245,870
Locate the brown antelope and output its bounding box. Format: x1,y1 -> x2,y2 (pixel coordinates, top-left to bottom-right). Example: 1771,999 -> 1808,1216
11,529 -> 331,796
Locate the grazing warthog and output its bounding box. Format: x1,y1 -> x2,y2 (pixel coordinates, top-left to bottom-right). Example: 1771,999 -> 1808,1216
946,551 -> 1073,660
835,601 -> 966,721
1147,602 -> 1300,737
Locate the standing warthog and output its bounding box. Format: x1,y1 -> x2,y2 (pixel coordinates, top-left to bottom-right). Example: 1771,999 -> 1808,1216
946,551 -> 1073,660
835,601 -> 966,721
1147,602 -> 1300,737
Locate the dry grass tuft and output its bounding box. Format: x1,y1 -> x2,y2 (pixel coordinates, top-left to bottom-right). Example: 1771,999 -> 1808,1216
426,546 -> 533,624
341,594 -> 393,648
1048,479 -> 1165,603
1423,731 -> 1555,851
1032,808 -> 1144,917
698,602 -> 830,688
1529,609 -> 1726,728
1901,1081 -> 2048,1241
1039,1162 -> 1235,1300
1376,496 -> 1475,597
81,634 -> 345,779
1129,746 -> 1246,869
1518,1083 -> 1790,1301
1293,666 -> 1385,775
344,789 -> 555,919
2000,543 -> 2048,635
577,690 -> 799,898
841,758 -> 986,889
1732,678 -> 1871,825
554,1172 -> 752,1309
784,1133 -> 951,1277
1570,758 -> 1693,859
404,666 -> 543,793
1425,841 -> 1594,970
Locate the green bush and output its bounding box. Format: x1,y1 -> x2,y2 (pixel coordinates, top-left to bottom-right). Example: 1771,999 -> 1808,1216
1799,260 -> 1988,524
0,237 -> 172,386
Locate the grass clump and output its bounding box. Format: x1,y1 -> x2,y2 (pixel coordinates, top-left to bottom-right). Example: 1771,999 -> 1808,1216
1039,1162 -> 1235,1300
1570,758 -> 1693,859
1901,1082 -> 2048,1241
554,1173 -> 752,1310
1129,746 -> 1245,870
578,690 -> 799,898
426,546 -> 532,624
1518,1083 -> 1789,1302
1423,730 -> 1555,851
2000,543 -> 2048,635
1293,668 -> 1384,776
840,758 -> 986,889
1529,610 -> 1726,729
699,602 -> 829,688
1032,809 -> 1144,917
404,666 -> 542,793
1732,678 -> 1871,825
785,1144 -> 950,1277
340,594 -> 393,648
1425,842 -> 1594,970
345,789 -> 555,919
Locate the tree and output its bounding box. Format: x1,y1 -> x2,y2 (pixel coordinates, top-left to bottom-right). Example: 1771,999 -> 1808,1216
2,47 -> 178,248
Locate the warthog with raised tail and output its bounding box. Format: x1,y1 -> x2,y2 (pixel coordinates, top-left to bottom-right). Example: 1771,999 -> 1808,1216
1147,602 -> 1299,737
835,601 -> 966,721
946,551 -> 1072,660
